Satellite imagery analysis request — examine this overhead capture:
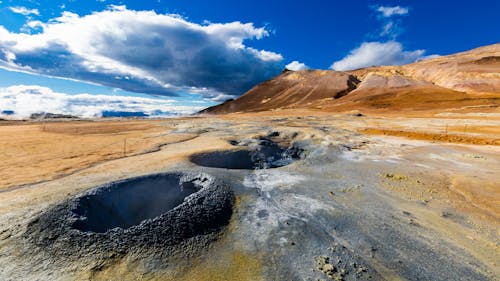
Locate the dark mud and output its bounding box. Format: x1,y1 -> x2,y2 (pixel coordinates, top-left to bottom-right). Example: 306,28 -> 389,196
72,174 -> 199,233
22,172 -> 234,261
190,138 -> 304,169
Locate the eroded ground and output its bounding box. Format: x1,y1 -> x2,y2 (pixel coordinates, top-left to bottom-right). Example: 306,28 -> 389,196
0,112 -> 498,280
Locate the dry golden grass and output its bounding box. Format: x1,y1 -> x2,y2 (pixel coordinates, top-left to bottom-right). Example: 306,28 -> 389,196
361,128 -> 500,145
0,120 -> 187,190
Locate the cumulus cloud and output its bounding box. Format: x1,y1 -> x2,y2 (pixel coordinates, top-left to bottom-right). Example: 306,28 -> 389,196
330,41 -> 427,71
285,61 -> 309,71
330,4 -> 437,71
0,85 -> 203,119
376,6 -> 409,17
9,6 -> 40,16
0,6 -> 283,99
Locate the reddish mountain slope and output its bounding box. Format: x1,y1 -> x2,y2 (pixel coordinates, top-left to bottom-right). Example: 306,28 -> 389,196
201,44 -> 500,115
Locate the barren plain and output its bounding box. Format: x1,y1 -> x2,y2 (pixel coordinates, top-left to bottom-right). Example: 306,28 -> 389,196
0,110 -> 498,280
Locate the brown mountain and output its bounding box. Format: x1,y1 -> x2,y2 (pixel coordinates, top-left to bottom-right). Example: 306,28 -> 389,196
201,43 -> 500,115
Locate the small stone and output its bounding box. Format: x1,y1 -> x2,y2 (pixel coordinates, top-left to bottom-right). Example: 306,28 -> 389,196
408,219 -> 419,226
323,264 -> 335,272
441,211 -> 451,218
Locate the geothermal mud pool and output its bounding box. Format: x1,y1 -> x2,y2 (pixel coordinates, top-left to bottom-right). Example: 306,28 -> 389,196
72,174 -> 201,232
0,116 -> 498,280
19,172 -> 234,279
190,137 -> 303,169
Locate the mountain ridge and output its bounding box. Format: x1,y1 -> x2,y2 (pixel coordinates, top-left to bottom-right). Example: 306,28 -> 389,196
201,43 -> 500,115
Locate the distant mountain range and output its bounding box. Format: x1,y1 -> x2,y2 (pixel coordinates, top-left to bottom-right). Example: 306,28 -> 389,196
201,43 -> 500,115
0,111 -> 151,120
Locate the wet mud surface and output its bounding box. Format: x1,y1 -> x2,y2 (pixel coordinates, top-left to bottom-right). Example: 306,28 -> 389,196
190,137 -> 304,169
71,174 -> 201,232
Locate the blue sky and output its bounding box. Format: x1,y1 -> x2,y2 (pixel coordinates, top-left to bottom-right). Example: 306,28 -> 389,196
0,0 -> 499,118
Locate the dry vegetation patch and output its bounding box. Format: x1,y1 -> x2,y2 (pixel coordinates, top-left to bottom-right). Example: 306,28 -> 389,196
361,128 -> 500,145
0,120 -> 188,190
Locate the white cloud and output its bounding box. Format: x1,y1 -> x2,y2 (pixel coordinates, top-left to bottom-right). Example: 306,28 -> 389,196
377,6 -> 409,17
417,54 -> 441,61
374,5 -> 409,38
9,6 -> 40,16
330,41 -> 427,71
330,5 -> 437,71
252,49 -> 283,61
0,6 -> 283,99
380,22 -> 394,36
0,85 -> 204,119
285,61 -> 309,71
